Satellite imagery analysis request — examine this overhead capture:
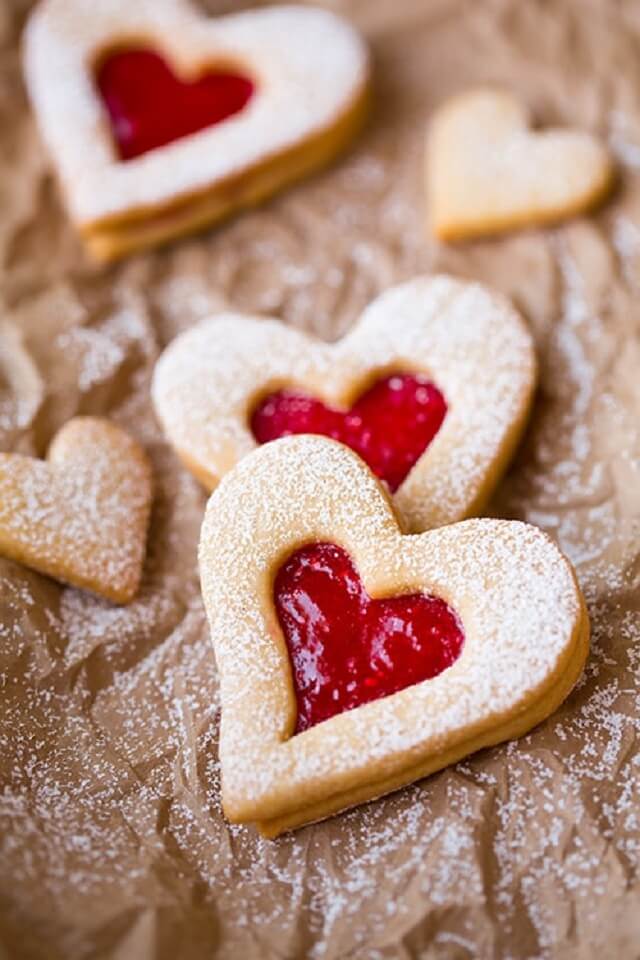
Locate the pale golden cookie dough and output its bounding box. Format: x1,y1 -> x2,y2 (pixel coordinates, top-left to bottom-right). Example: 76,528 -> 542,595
0,417 -> 152,603
427,88 -> 615,241
199,436 -> 589,837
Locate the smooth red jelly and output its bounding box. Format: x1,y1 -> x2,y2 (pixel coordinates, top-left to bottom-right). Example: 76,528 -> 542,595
274,542 -> 464,733
251,373 -> 447,493
95,49 -> 254,160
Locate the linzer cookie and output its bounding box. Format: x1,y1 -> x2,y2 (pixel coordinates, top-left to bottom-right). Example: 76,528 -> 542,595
199,436 -> 589,837
153,275 -> 536,533
0,417 -> 152,603
427,88 -> 614,241
23,0 -> 370,261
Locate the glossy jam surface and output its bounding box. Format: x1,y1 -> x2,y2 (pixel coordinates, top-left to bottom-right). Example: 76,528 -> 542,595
275,543 -> 464,733
95,49 -> 254,160
251,373 -> 447,493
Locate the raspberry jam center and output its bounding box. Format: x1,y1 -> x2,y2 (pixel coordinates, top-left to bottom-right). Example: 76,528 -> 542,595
251,373 -> 447,493
275,543 -> 464,733
95,49 -> 254,161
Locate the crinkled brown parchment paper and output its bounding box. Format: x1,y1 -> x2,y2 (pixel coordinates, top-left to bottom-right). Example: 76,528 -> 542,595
1,1 -> 640,957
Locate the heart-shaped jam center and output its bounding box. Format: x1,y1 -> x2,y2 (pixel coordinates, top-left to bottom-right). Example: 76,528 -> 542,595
275,543 -> 464,733
251,373 -> 447,492
95,49 -> 255,161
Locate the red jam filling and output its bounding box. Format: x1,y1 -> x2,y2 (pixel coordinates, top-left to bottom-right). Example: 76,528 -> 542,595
251,373 -> 447,493
95,49 -> 254,161
274,542 -> 464,733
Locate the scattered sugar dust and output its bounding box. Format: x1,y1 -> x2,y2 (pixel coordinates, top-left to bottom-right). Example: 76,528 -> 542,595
1,0 -> 640,957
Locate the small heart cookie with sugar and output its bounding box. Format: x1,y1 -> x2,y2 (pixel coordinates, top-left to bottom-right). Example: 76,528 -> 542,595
0,418 -> 152,603
152,275 -> 536,534
427,88 -> 614,241
199,435 -> 589,837
23,0 -> 370,262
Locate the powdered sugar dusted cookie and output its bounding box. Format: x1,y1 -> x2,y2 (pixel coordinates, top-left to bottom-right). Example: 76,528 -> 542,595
153,275 -> 536,533
199,435 -> 589,837
427,88 -> 614,241
23,0 -> 370,262
0,417 -> 152,602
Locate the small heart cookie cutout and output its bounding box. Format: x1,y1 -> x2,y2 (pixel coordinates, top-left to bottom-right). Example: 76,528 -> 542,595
153,275 -> 536,533
427,88 -> 614,241
0,418 -> 152,603
23,0 -> 369,261
276,541 -> 465,734
199,436 -> 589,837
96,49 -> 255,161
251,372 -> 448,494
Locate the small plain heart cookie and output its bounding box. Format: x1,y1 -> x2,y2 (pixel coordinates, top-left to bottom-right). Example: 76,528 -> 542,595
152,275 -> 536,533
427,88 -> 614,241
0,418 -> 152,603
199,435 -> 589,837
23,0 -> 370,262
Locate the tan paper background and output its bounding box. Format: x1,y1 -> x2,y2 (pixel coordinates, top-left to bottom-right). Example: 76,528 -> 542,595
1,0 -> 640,957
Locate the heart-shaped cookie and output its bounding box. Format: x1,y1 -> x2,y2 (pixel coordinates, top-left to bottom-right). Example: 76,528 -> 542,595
0,418 -> 152,603
153,275 -> 536,533
427,88 -> 614,241
199,436 -> 589,837
23,0 -> 369,261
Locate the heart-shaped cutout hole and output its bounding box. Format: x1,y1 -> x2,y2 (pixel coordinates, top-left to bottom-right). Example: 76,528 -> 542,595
95,48 -> 255,160
252,373 -> 447,492
276,542 -> 464,733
